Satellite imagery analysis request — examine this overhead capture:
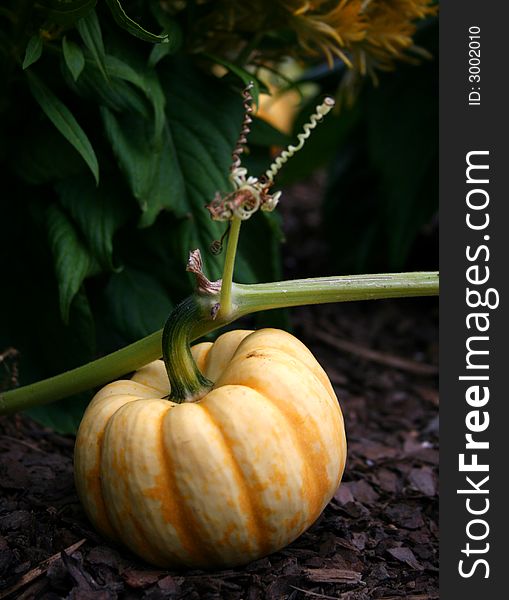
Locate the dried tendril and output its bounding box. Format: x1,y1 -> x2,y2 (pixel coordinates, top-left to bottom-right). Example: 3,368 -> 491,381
206,84 -> 335,223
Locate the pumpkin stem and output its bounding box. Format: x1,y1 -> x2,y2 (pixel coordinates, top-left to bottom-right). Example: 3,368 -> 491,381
162,296 -> 214,403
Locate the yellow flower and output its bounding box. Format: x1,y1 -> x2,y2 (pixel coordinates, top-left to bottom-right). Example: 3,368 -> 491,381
288,0 -> 366,67
166,0 -> 437,77
360,1 -> 436,69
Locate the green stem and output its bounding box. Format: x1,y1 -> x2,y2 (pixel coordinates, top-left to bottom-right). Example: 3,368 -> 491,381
162,296 -> 213,403
0,271 -> 438,415
219,216 -> 242,318
0,330 -> 159,415
233,271 -> 439,315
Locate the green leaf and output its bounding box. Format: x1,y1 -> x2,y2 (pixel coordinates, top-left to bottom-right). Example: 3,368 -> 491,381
34,0 -> 97,26
101,56 -> 279,280
23,286 -> 96,434
147,9 -> 182,63
26,392 -> 92,434
148,18 -> 182,67
160,58 -> 246,279
365,64 -> 438,268
56,176 -> 129,271
105,267 -> 173,341
202,53 -> 267,107
101,107 -> 153,199
148,43 -> 170,68
26,72 -> 99,183
10,121 -> 87,184
101,107 -> 184,227
76,8 -> 108,80
143,69 -> 166,141
62,36 -> 85,81
105,0 -> 168,43
22,34 -> 43,70
64,51 -> 165,138
46,204 -> 95,323
103,53 -> 146,87
249,116 -> 290,147
236,211 -> 283,284
105,55 -> 166,140
63,53 -> 149,116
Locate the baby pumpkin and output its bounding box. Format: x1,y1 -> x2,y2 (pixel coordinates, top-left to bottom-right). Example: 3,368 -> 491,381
74,328 -> 347,568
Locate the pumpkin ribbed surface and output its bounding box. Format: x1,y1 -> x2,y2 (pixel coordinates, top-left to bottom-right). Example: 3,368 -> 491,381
74,328 -> 347,568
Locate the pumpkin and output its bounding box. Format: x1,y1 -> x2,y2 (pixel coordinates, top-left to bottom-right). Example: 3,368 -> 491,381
74,328 -> 347,568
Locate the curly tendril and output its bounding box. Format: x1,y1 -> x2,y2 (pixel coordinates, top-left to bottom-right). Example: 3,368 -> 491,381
230,83 -> 254,175
264,97 -> 335,183
207,90 -> 334,222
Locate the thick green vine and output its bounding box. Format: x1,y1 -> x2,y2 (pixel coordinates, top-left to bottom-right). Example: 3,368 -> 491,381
0,270 -> 438,415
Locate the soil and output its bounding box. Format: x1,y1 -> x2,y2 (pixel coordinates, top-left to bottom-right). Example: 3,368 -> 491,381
0,176 -> 438,599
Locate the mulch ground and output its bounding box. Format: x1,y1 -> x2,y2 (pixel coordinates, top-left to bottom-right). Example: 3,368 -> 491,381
0,175 -> 438,599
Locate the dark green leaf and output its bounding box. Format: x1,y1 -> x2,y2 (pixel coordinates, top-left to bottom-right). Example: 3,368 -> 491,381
56,176 -> 129,271
101,107 -> 184,227
160,58 -> 247,278
11,121 -> 86,184
62,36 -> 85,81
46,204 -> 95,322
103,53 -> 249,272
24,285 -> 95,434
26,392 -> 92,434
1,202 -> 96,434
64,51 -> 165,137
24,286 -> 96,434
148,18 -> 182,67
202,53 -> 267,107
22,35 -> 43,70
104,53 -> 145,86
105,55 -> 166,139
76,9 -> 108,80
143,69 -> 166,141
105,0 -> 168,43
26,72 -> 99,183
365,65 -> 437,268
236,211 -> 283,284
64,53 -> 149,116
100,108 -> 152,205
148,43 -> 170,68
34,0 -> 97,26
147,10 -> 182,62
105,267 -> 172,341
45,286 -> 97,373
249,116 -> 290,147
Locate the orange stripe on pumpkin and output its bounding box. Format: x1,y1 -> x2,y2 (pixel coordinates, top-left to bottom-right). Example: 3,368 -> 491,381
198,401 -> 270,557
